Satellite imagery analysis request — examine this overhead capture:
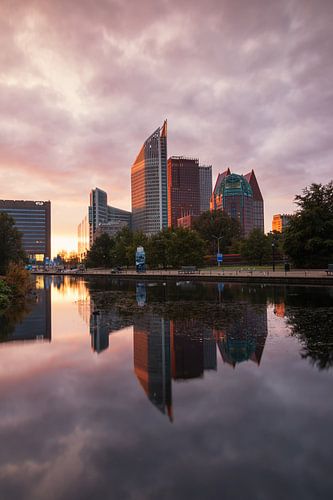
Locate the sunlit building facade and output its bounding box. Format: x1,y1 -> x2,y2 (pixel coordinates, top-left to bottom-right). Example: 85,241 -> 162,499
131,121 -> 168,235
0,199 -> 51,261
272,213 -> 291,233
77,215 -> 89,260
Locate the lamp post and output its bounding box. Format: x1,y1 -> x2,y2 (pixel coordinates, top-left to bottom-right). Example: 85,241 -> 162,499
272,241 -> 276,272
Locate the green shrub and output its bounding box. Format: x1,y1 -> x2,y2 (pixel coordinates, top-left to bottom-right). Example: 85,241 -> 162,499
0,279 -> 12,310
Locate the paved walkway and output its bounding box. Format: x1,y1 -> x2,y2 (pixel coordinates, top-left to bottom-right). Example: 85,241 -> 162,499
80,268 -> 332,278
36,268 -> 333,285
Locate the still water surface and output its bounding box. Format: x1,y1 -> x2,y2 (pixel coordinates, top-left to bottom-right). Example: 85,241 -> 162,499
0,276 -> 333,500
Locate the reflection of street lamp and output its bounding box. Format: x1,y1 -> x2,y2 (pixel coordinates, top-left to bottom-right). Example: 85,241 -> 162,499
272,241 -> 276,272
213,235 -> 223,267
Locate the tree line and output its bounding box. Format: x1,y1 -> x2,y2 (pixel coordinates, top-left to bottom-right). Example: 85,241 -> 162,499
0,180 -> 332,271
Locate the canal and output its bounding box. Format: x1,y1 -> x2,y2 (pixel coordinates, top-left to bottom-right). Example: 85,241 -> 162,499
0,276 -> 332,499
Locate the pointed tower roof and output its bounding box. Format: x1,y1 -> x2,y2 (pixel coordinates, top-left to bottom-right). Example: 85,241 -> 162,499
161,119 -> 167,138
244,169 -> 263,201
132,143 -> 145,167
213,168 -> 231,195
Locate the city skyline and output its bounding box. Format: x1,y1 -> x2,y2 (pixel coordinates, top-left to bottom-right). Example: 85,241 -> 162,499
1,0 -> 333,255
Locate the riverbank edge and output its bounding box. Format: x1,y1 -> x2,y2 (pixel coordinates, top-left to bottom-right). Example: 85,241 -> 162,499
32,271 -> 333,286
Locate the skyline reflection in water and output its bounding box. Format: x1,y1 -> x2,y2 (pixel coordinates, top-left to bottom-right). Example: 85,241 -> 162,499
0,276 -> 332,500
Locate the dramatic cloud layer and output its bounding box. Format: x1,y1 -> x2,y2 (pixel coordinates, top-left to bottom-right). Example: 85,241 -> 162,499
0,0 -> 332,254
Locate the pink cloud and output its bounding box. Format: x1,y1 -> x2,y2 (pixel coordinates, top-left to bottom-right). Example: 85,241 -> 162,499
0,0 -> 333,254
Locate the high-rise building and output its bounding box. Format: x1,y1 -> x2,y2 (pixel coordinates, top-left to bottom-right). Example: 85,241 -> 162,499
167,156 -> 200,228
210,168 -> 231,211
210,169 -> 264,236
272,213 -> 291,233
88,188 -> 108,245
79,187 -> 131,253
131,120 -> 168,235
0,199 -> 51,261
199,164 -> 212,213
77,215 -> 89,260
244,170 -> 264,232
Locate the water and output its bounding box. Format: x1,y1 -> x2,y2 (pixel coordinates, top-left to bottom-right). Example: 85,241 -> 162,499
0,276 -> 332,500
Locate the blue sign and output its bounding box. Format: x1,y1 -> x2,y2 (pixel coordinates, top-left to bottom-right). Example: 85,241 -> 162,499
217,253 -> 223,263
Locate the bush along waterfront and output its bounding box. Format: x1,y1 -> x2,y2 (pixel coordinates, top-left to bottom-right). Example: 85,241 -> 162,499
0,280 -> 12,310
0,263 -> 32,311
0,211 -> 32,311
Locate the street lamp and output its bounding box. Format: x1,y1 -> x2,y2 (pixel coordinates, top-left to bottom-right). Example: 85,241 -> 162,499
272,241 -> 276,272
213,235 -> 223,267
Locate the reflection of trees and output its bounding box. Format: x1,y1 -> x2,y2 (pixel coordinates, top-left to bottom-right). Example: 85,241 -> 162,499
286,307 -> 333,370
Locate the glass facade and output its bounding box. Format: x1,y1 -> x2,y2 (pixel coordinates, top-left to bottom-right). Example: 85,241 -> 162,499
272,213 -> 291,233
89,188 -> 108,246
131,121 -> 168,235
215,173 -> 254,236
77,215 -> 90,260
211,169 -> 264,236
199,164 -> 212,213
0,200 -> 51,260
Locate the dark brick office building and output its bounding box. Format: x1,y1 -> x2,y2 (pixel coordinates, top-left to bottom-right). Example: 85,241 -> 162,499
167,156 -> 201,228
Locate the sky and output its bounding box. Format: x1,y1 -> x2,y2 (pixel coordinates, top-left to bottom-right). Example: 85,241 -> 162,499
0,0 -> 332,256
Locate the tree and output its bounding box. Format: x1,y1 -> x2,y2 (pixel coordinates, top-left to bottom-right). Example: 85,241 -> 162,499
113,227 -> 134,266
284,182 -> 333,268
240,229 -> 271,265
146,229 -> 173,268
166,228 -> 205,268
193,210 -> 241,254
0,213 -> 26,274
85,234 -> 115,268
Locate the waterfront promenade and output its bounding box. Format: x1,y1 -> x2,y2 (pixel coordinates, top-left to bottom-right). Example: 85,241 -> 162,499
34,268 -> 333,286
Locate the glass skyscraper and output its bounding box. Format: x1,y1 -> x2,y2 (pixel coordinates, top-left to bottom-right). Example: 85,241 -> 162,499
131,120 -> 168,234
211,168 -> 264,236
199,164 -> 212,213
88,187 -> 108,246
